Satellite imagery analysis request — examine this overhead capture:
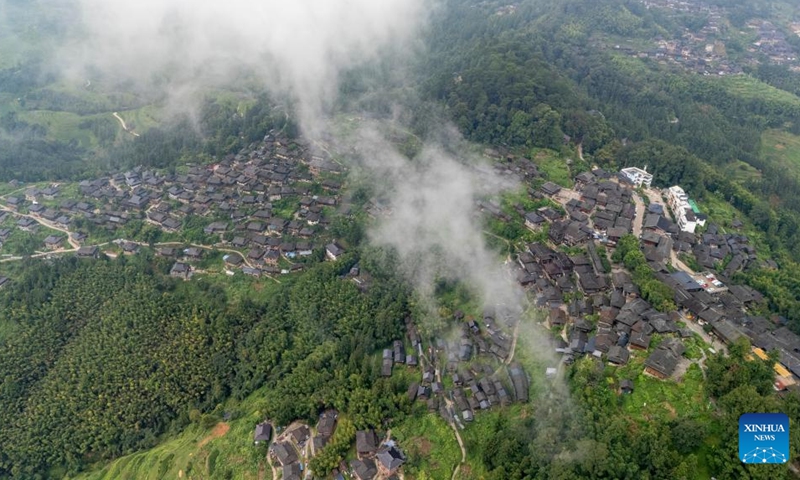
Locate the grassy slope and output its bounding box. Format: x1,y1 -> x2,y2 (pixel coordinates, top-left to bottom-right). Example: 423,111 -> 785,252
71,388 -> 272,480
719,75 -> 800,109
761,128 -> 800,179
531,148 -> 572,187
394,408 -> 463,480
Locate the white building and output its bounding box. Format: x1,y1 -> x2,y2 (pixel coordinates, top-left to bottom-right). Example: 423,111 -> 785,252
620,166 -> 654,188
667,185 -> 706,233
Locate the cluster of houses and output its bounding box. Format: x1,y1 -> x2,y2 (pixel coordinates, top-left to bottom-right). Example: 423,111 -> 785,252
0,130 -> 351,275
400,306 -> 530,426
747,20 -> 798,65
521,173 -> 636,253
546,264 -> 695,379
255,411 -> 406,480
268,423 -> 309,480
691,224 -> 762,278
634,0 -> 797,74
445,360 -> 528,424
494,161 -> 798,387
351,430 -> 406,480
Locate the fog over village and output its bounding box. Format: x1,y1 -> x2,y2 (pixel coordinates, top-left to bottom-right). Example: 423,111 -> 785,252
1,1 -> 800,479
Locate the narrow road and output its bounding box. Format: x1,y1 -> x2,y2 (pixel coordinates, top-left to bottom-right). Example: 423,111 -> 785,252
449,425 -> 467,480
0,203 -> 80,249
696,348 -> 708,380
0,198 -> 287,282
419,344 -> 467,480
631,189 -> 694,273
670,250 -> 695,274
266,435 -> 278,480
123,240 -> 283,283
632,193 -> 645,238
679,311 -> 727,354
113,112 -> 140,137
0,185 -> 29,201
483,230 -> 513,261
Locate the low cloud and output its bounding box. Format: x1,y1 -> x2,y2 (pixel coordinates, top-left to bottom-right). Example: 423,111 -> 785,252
57,0 -> 427,132
54,0 -> 570,419
355,125 -> 521,310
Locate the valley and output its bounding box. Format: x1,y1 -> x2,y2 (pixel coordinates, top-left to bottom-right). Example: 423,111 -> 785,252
2,0 -> 800,479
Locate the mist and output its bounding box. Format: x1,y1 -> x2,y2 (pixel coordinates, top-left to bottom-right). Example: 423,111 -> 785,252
56,0 -> 427,133
49,0 -> 575,457
54,0 -> 567,380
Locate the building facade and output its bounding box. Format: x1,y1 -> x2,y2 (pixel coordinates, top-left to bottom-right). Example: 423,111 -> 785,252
620,167 -> 654,188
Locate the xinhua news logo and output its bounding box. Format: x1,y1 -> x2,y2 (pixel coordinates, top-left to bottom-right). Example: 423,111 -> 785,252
739,413 -> 789,464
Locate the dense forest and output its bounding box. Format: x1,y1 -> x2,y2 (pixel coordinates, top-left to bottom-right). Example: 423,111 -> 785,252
0,250 -> 411,478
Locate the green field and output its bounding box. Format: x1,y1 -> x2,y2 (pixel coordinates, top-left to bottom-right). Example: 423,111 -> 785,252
394,408 -> 463,480
120,105 -> 161,134
18,110 -> 100,149
724,159 -> 762,184
530,148 -> 572,187
17,103 -> 162,149
718,75 -> 800,109
613,351 -> 712,423
761,129 -> 800,179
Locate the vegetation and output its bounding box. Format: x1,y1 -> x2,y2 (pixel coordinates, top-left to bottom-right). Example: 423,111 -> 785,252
612,234 -> 676,312
309,417 -> 356,476
4,0 -> 800,478
0,248 -> 413,477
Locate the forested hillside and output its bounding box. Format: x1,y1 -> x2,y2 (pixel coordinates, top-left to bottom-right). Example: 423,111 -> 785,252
4,0 -> 800,479
424,0 -> 797,242
420,0 -> 800,329
0,251 -> 411,477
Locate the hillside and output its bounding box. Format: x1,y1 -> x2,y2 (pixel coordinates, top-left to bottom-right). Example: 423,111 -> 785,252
3,0 -> 800,479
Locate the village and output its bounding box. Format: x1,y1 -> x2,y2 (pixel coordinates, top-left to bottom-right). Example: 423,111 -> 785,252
604,0 -> 800,75
0,131 -> 798,478
502,158 -> 798,392
250,308 -> 531,480
0,129 -> 350,281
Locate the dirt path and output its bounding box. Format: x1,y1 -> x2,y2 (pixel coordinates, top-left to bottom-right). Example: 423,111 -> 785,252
124,239 -> 268,273
642,187 -> 664,208
632,193 -> 645,238
0,203 -> 80,249
670,249 -> 696,274
680,312 -> 727,354
198,422 -> 230,448
265,436 -> 278,480
449,426 -> 467,480
631,190 -> 695,273
483,230 -> 513,261
0,186 -> 28,201
419,345 -> 467,480
0,200 -> 285,281
113,112 -> 140,137
696,349 -> 708,380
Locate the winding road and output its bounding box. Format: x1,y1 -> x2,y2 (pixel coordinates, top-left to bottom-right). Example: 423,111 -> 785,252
113,112 -> 140,137
0,198 -> 284,284
0,203 -> 80,249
